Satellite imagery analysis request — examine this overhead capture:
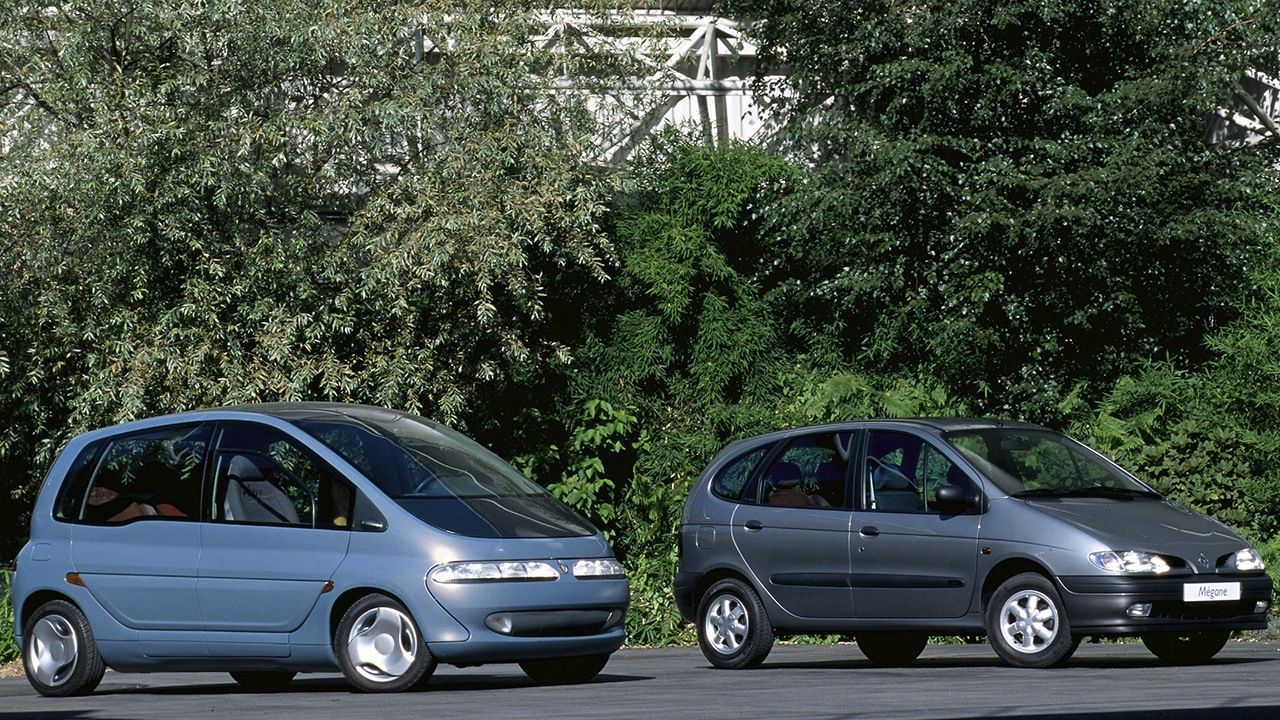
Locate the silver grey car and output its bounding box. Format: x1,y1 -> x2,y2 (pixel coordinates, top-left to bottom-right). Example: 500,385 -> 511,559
674,419 -> 1272,669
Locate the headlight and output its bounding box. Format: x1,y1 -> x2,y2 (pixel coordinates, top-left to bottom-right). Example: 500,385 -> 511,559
572,558 -> 626,579
430,561 -> 559,584
1228,548 -> 1266,572
1089,550 -> 1171,574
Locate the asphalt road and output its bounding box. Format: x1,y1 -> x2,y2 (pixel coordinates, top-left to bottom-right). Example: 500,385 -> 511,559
2,642 -> 1279,720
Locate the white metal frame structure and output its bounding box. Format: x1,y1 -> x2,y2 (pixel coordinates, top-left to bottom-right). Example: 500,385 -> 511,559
534,2 -> 781,163
1206,69 -> 1280,146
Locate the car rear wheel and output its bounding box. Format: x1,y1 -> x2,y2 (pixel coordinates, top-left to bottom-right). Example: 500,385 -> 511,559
519,654 -> 610,684
229,671 -> 296,691
335,594 -> 437,692
22,599 -> 105,697
986,573 -> 1079,668
1141,630 -> 1230,665
857,632 -> 928,667
696,578 -> 773,669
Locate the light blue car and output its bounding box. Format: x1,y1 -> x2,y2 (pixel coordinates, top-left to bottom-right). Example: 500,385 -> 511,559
11,403 -> 628,695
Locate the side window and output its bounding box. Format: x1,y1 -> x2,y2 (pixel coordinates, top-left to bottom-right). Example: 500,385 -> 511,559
865,431 -> 974,514
212,423 -> 352,529
65,424 -> 212,524
760,432 -> 853,509
712,446 -> 770,502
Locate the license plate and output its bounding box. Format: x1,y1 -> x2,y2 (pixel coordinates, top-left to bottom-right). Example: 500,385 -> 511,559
1183,582 -> 1241,602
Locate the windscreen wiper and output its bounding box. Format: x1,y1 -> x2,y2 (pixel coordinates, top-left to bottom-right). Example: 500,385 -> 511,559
1013,485 -> 1160,500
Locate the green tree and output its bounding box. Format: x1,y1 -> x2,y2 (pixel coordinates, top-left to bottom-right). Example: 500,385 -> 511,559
724,0 -> 1280,419
0,0 -> 633,555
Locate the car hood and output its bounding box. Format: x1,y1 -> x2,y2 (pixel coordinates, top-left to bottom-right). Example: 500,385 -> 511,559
1023,497 -> 1248,561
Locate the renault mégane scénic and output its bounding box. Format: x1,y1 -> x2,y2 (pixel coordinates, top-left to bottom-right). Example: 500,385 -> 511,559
675,419 -> 1271,669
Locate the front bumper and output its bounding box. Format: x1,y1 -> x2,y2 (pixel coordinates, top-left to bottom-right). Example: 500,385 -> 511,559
425,574 -> 629,664
1058,574 -> 1273,634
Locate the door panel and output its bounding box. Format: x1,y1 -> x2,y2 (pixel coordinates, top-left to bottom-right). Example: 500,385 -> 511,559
731,505 -> 852,619
851,429 -> 982,619
849,513 -> 979,618
72,522 -> 202,631
198,520 -> 349,633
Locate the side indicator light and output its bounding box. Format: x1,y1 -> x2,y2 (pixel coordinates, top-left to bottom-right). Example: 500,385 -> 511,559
65,572 -> 84,587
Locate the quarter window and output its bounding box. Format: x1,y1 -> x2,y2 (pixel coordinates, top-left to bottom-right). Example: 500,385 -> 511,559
62,424 -> 212,524
759,432 -> 853,509
712,445 -> 770,502
212,423 -> 352,529
864,431 -> 975,514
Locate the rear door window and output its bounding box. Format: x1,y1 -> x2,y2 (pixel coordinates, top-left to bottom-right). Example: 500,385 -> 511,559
759,432 -> 854,509
59,424 -> 212,524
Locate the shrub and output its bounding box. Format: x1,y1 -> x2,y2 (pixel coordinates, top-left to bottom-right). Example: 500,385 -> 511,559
0,570 -> 17,663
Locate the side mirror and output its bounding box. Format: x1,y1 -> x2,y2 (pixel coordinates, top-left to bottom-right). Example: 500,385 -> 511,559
934,485 -> 974,512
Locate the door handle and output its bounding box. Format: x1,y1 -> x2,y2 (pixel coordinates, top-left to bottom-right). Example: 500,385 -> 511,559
859,525 -> 880,537
744,520 -> 764,531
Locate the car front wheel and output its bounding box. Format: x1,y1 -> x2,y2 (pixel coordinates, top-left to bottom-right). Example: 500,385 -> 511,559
986,573 -> 1079,668
696,578 -> 773,669
335,594 -> 436,692
1141,630 -> 1230,665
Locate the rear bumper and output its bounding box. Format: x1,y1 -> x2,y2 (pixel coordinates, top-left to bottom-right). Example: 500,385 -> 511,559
674,572 -> 699,624
1058,574 -> 1273,634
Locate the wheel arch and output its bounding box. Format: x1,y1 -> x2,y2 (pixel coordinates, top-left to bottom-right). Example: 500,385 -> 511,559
18,589 -> 78,635
980,557 -> 1056,611
694,567 -> 763,611
329,586 -> 416,643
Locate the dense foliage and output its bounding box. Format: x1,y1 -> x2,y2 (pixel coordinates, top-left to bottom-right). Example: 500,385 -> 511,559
0,0 -> 632,551
3,0 -> 1280,647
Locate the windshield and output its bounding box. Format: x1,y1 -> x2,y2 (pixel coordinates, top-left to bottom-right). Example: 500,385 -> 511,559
293,410 -> 595,538
944,429 -> 1159,499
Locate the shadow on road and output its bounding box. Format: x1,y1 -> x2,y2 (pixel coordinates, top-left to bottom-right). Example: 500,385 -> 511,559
946,708 -> 1280,720
755,655 -> 1270,671
86,670 -> 652,697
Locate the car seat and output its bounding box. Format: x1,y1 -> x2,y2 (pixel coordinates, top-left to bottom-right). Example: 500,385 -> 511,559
223,455 -> 301,525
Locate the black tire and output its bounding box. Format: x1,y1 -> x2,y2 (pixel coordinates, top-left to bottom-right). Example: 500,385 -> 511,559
1141,630 -> 1231,665
519,654 -> 610,684
334,594 -> 436,692
696,578 -> 774,669
986,573 -> 1079,669
229,671 -> 296,692
857,632 -> 928,667
22,599 -> 106,697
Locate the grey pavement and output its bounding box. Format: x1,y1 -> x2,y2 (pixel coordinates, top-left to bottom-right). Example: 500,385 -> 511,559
2,642 -> 1279,720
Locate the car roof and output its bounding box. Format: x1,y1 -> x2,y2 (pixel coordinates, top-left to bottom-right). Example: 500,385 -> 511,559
720,417 -> 1050,449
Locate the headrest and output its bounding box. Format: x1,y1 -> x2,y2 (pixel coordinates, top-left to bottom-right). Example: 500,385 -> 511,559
227,455 -> 263,482
873,463 -> 911,490
815,462 -> 844,483
766,462 -> 802,488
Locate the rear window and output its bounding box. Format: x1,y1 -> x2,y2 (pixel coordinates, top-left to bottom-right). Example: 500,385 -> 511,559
293,412 -> 595,538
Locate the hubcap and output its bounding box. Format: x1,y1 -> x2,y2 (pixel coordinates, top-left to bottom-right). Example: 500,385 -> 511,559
27,614 -> 78,687
703,593 -> 748,655
999,590 -> 1058,654
346,606 -> 417,682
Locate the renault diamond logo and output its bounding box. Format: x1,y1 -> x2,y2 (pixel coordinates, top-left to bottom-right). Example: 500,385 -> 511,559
557,561 -> 570,574
1198,554 -> 1210,570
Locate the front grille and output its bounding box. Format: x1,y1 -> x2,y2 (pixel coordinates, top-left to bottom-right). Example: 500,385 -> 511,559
1149,600 -> 1253,621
